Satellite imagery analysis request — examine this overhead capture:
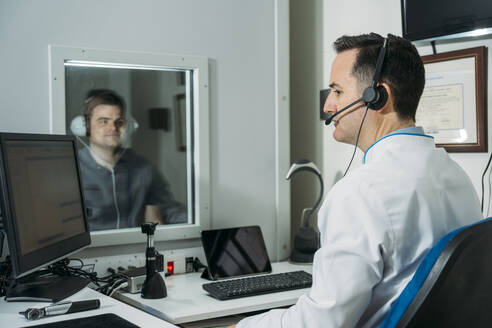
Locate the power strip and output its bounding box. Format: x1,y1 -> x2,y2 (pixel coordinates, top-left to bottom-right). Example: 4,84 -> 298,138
124,266 -> 146,294
80,247 -> 206,277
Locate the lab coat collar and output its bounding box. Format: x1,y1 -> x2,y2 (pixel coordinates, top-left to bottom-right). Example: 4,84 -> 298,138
363,127 -> 434,164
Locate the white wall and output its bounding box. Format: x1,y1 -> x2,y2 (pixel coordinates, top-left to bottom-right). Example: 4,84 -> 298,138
0,0 -> 290,260
320,0 -> 492,215
321,0 -> 403,189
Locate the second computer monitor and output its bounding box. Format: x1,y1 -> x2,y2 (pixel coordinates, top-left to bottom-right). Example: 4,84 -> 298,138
0,133 -> 91,279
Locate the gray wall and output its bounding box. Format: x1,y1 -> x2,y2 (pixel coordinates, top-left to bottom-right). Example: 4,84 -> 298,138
0,0 -> 290,260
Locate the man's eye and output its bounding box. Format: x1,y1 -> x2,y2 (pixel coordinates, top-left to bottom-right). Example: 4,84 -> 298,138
333,90 -> 342,95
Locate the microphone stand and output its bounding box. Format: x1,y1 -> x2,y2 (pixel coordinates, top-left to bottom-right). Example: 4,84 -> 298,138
141,222 -> 167,299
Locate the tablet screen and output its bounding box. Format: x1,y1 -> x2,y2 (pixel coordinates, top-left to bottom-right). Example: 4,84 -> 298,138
201,226 -> 272,280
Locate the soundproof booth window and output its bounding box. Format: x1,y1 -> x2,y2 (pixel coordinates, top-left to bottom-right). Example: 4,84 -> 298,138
50,46 -> 211,246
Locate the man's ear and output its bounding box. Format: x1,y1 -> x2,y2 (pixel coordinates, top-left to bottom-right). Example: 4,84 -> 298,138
376,83 -> 393,113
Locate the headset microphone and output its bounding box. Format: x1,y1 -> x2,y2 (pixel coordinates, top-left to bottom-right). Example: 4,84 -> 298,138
324,96 -> 364,125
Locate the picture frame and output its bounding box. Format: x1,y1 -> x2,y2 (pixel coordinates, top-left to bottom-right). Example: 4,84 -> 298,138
417,46 -> 487,152
175,93 -> 186,152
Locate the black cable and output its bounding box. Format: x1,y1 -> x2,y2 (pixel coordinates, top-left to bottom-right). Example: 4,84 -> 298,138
193,257 -> 207,272
0,255 -> 12,296
481,151 -> 492,213
343,106 -> 370,177
47,258 -> 127,293
1,257 -> 128,297
0,230 -> 5,258
68,258 -> 84,269
431,41 -> 437,55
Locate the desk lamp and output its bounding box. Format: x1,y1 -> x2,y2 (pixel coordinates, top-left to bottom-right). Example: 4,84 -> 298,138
286,159 -> 324,263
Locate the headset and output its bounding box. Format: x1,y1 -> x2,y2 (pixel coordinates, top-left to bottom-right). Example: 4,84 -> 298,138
324,37 -> 389,125
70,89 -> 139,143
70,115 -> 139,139
326,36 -> 390,177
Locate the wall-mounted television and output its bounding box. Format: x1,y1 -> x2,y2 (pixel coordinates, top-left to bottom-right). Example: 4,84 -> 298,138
401,0 -> 492,42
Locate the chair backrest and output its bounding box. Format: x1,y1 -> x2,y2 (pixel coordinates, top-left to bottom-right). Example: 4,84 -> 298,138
381,217 -> 492,328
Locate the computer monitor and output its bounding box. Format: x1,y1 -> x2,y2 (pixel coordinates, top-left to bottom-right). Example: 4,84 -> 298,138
0,133 -> 91,301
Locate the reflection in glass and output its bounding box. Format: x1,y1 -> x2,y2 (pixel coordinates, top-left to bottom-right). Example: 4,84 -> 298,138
64,63 -> 193,231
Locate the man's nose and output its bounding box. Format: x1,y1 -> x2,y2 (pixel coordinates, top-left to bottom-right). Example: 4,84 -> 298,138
108,121 -> 118,130
323,92 -> 337,114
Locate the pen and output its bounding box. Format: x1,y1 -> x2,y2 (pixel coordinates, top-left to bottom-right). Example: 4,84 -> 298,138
19,299 -> 101,320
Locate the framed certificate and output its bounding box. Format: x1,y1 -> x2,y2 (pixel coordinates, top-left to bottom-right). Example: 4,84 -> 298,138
417,46 -> 487,152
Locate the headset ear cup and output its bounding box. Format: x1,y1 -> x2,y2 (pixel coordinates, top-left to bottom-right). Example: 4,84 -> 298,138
70,116 -> 87,137
368,85 -> 388,110
124,118 -> 139,137
119,117 -> 139,147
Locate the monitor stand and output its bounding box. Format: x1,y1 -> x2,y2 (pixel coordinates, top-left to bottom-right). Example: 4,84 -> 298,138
5,275 -> 90,302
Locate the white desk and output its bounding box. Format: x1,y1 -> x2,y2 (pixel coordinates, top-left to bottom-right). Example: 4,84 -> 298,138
0,287 -> 178,328
115,261 -> 312,325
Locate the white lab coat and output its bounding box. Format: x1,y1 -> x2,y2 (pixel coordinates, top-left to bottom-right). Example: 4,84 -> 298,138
237,132 -> 482,328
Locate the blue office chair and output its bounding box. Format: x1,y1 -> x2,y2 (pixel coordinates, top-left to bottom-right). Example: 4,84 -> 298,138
380,217 -> 492,328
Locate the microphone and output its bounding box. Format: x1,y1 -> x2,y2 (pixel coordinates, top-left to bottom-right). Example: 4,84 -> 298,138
324,96 -> 364,125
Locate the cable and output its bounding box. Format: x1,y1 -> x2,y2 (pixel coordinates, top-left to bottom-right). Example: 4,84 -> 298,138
68,258 -> 84,269
110,169 -> 121,229
109,281 -> 128,297
193,257 -> 207,272
343,106 -> 370,177
0,257 -> 130,298
480,150 -> 492,214
0,230 -> 5,258
487,166 -> 492,218
0,255 -> 12,296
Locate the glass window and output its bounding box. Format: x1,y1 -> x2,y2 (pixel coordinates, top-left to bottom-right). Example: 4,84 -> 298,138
49,46 -> 210,245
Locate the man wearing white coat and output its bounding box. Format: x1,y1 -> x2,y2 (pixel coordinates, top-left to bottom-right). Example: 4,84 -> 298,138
232,33 -> 482,328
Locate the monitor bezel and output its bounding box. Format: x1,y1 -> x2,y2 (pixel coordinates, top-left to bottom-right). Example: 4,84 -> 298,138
401,0 -> 492,42
0,133 -> 91,278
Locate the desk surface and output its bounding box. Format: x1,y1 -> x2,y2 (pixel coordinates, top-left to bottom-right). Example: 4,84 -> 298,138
0,287 -> 178,328
115,261 -> 312,324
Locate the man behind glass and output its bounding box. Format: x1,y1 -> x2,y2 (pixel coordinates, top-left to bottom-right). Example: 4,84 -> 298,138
77,89 -> 187,231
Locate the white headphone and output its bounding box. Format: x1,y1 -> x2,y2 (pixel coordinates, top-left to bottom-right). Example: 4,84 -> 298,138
70,115 -> 139,138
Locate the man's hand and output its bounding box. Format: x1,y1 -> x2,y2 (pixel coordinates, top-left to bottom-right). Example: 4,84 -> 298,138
144,205 -> 163,224
227,325 -> 236,328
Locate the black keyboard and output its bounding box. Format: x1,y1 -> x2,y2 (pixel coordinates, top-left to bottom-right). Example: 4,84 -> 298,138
202,270 -> 312,300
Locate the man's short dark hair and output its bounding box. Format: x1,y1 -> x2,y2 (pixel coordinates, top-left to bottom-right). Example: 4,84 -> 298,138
83,89 -> 126,136
333,33 -> 425,121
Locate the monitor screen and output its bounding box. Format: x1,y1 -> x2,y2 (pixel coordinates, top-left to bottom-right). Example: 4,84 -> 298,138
0,133 -> 90,278
401,0 -> 492,41
201,226 -> 272,280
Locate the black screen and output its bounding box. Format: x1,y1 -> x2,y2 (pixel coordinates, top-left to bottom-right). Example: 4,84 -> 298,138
402,0 -> 492,41
0,133 -> 90,278
201,226 -> 272,280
